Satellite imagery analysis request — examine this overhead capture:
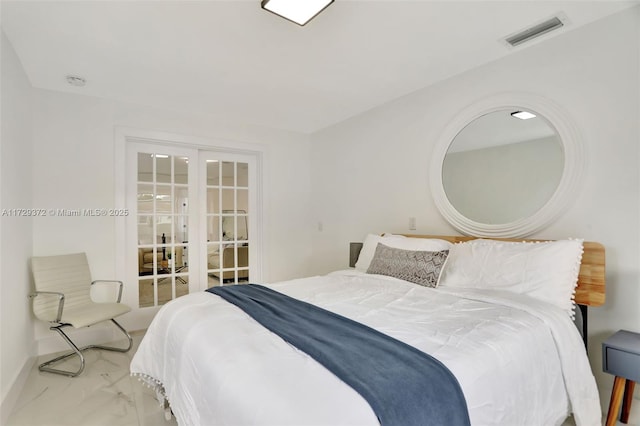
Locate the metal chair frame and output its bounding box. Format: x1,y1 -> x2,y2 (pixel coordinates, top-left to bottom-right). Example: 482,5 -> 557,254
30,279 -> 133,377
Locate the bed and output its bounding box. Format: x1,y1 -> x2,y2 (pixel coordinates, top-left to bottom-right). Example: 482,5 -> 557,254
130,234 -> 606,426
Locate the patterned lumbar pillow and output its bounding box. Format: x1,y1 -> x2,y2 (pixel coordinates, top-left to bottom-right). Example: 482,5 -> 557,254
366,243 -> 449,288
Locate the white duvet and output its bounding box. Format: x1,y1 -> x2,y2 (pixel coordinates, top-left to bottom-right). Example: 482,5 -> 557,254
130,270 -> 601,426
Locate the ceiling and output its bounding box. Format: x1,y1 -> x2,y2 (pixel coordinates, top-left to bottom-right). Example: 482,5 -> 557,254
2,1 -> 637,134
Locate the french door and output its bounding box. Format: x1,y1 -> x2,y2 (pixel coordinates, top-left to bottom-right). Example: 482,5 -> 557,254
125,141 -> 259,311
200,152 -> 257,287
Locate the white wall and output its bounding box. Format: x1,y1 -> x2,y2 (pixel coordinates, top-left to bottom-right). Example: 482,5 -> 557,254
29,89 -> 312,344
0,31 -> 35,421
310,6 -> 640,396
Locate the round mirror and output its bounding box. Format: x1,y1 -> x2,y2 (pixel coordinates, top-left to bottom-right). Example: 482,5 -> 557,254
430,93 -> 584,238
442,109 -> 563,224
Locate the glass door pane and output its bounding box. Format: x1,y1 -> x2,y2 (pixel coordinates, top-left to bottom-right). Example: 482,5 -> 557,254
204,158 -> 252,286
136,152 -> 192,308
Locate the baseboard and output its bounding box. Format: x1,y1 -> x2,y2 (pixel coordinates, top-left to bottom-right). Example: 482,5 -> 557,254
0,353 -> 36,425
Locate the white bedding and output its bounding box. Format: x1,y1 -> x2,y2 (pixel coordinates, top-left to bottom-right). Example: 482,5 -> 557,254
130,270 -> 601,426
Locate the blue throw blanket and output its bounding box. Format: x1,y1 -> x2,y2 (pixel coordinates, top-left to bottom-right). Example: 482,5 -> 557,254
207,284 -> 470,426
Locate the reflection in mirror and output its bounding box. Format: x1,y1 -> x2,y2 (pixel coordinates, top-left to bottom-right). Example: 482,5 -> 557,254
136,151 -> 193,308
207,216 -> 221,242
442,110 -> 563,224
156,185 -> 172,213
175,157 -> 188,184
222,162 -> 235,185
137,153 -> 153,182
138,279 -> 154,308
222,210 -> 248,241
237,189 -> 248,213
207,161 -> 220,185
222,188 -> 235,211
137,216 -> 153,245
203,157 -> 252,286
207,188 -> 220,214
156,156 -> 171,183
222,215 -> 236,240
174,187 -> 188,215
237,163 -> 249,187
157,219 -> 174,244
175,215 -> 188,243
137,184 -> 153,213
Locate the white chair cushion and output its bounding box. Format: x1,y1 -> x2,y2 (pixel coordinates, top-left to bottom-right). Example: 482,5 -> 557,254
61,301 -> 131,328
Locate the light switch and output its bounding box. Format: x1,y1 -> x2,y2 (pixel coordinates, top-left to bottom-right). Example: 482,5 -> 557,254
409,217 -> 416,230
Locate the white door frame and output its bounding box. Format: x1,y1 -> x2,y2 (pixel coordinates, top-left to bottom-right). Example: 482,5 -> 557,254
114,127 -> 266,331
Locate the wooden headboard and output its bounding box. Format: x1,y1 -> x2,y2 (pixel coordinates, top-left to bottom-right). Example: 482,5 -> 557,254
402,235 -> 606,307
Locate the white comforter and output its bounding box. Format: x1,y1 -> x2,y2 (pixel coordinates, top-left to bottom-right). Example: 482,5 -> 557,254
130,270 -> 601,426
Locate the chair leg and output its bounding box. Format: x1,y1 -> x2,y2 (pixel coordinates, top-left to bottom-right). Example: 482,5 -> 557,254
39,324 -> 86,377
39,319 -> 133,377
88,319 -> 133,354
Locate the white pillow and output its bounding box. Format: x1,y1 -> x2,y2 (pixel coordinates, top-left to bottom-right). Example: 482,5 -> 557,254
354,234 -> 403,272
355,234 -> 453,272
438,239 -> 584,317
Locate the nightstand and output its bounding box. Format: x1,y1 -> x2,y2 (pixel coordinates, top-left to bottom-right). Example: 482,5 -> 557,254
602,330 -> 640,426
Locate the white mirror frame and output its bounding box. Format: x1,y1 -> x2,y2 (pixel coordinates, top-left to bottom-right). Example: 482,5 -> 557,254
430,93 -> 584,238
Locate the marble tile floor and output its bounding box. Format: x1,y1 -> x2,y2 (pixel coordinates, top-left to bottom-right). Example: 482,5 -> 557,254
6,329 -> 640,426
6,330 -> 177,426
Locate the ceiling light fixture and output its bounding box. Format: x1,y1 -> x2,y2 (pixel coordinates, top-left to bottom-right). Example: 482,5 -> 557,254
261,0 -> 334,26
511,111 -> 537,120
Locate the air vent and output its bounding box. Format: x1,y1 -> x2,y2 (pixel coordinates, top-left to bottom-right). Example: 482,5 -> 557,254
506,16 -> 564,47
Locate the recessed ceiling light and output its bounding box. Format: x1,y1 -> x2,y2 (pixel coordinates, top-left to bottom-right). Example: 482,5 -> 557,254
261,0 -> 334,26
511,111 -> 537,120
65,75 -> 86,87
